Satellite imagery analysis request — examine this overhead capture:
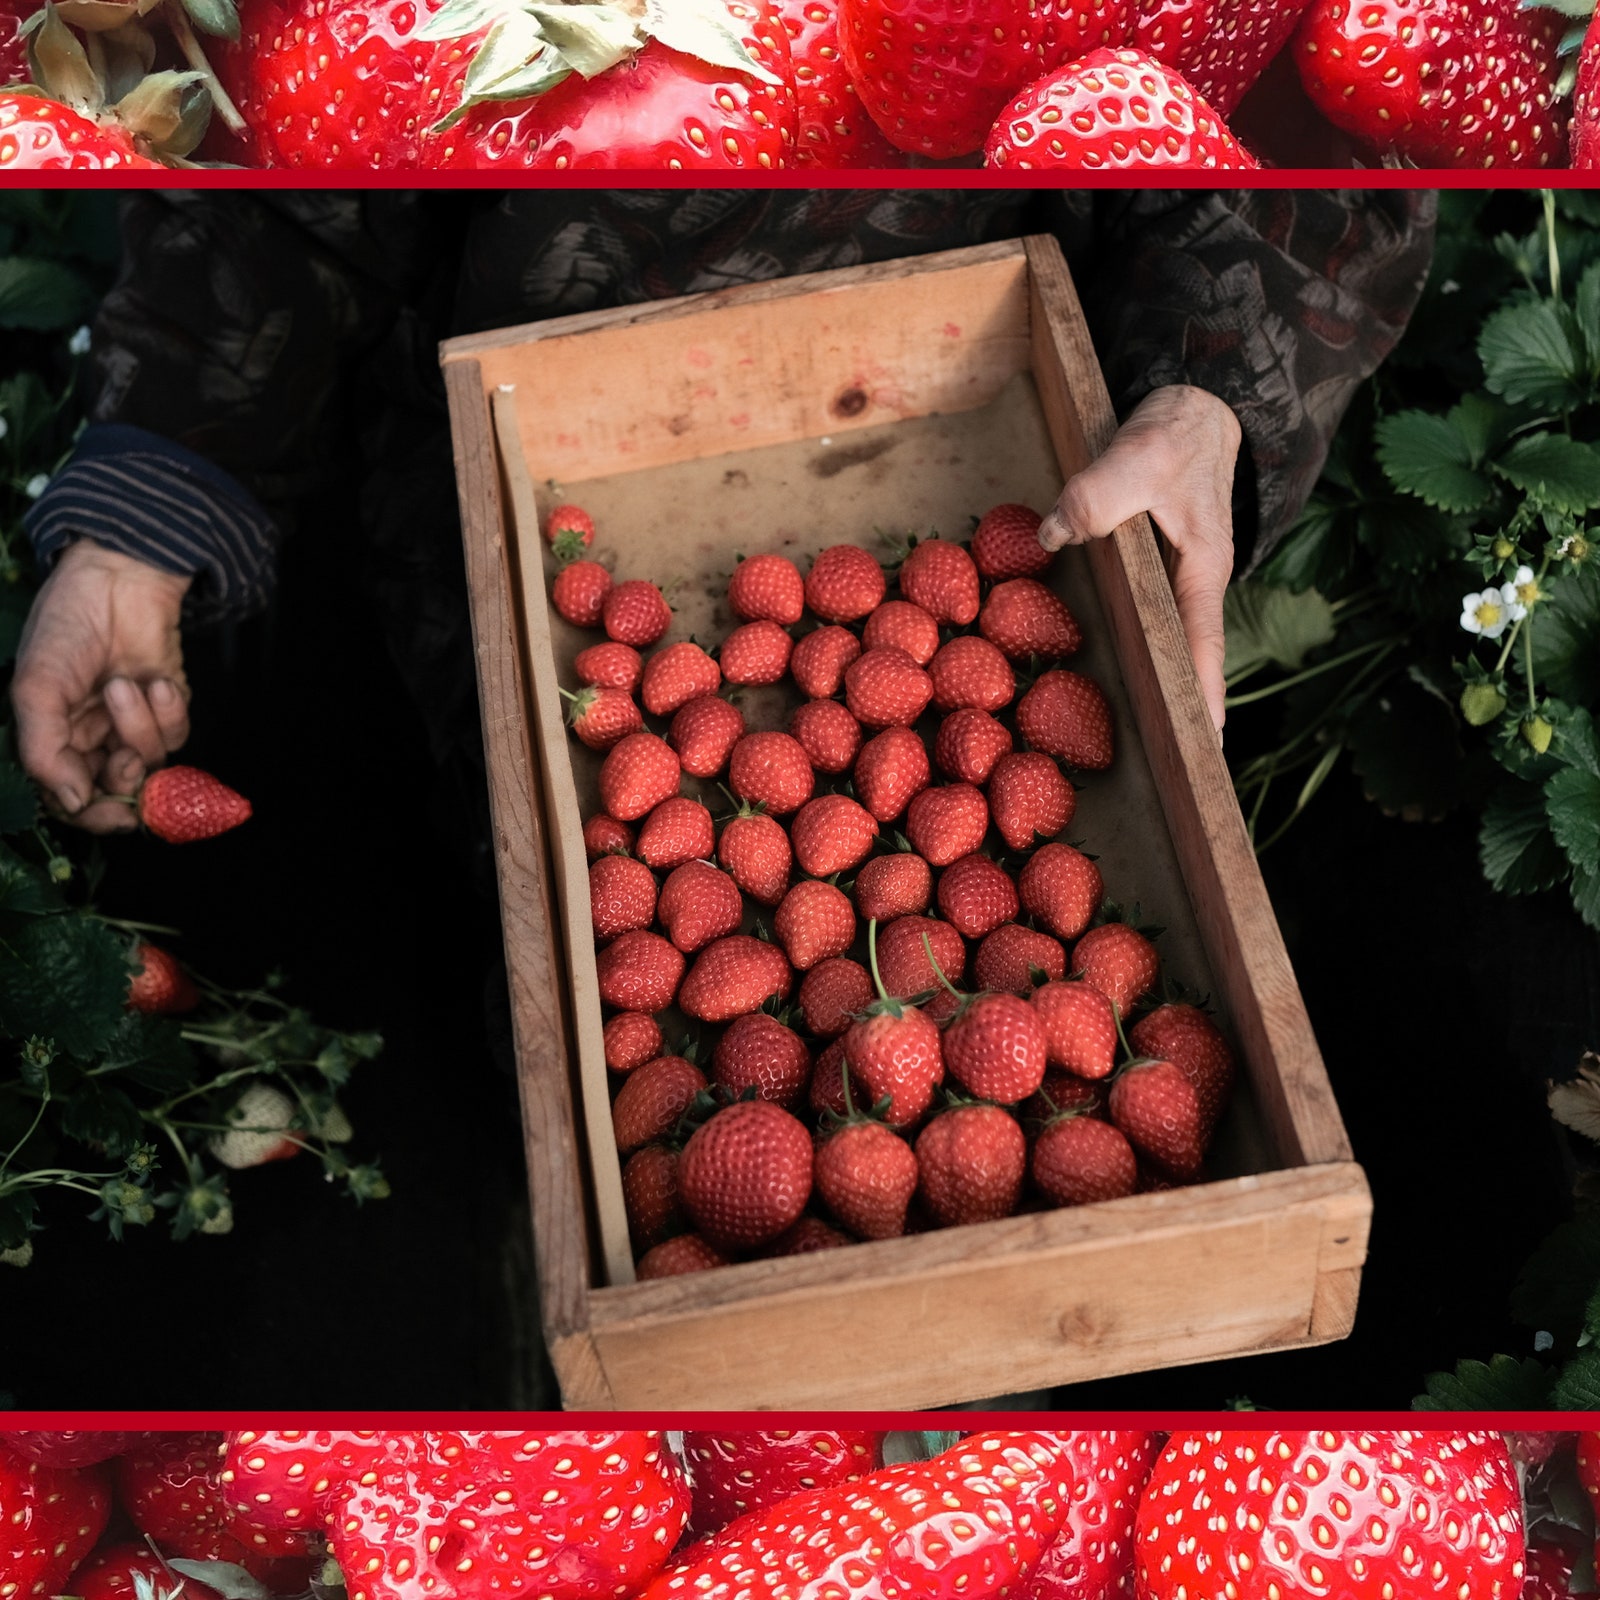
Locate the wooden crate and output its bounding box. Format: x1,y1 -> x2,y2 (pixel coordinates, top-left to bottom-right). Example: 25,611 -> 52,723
442,236 -> 1370,1410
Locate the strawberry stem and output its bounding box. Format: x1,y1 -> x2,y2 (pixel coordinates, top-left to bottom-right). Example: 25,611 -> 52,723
165,0 -> 246,134
919,927 -> 964,1000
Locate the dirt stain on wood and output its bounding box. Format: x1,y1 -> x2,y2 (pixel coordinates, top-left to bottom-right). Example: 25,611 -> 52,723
809,436 -> 899,479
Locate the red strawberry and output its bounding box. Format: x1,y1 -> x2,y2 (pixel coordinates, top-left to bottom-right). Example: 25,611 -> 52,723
809,1037 -> 862,1120
598,731 -> 681,821
798,956 -> 874,1037
552,559 -> 612,627
0,93 -> 169,170
657,858 -> 744,953
678,933 -> 793,1021
589,851 -> 659,939
762,1215 -> 854,1253
0,1443 -> 112,1599
774,879 -> 856,970
915,1104 -> 1026,1225
71,1544 -> 222,1600
717,805 -> 792,904
979,579 -> 1083,659
713,1011 -> 812,1108
790,793 -> 879,876
1135,0 -> 1306,114
1022,1431 -> 1157,1600
844,645 -> 934,729
898,538 -> 980,625
1019,842 -> 1103,941
777,0 -> 904,166
944,991 -> 1048,1103
636,795 -> 715,871
127,941 -> 198,1015
612,1054 -> 708,1152
841,997 -> 943,1130
874,914 -> 966,1000
641,641 -> 720,716
545,502 -> 596,560
1524,1534 -> 1583,1600
861,598 -> 941,665
805,544 -> 885,622
816,1114 -> 919,1238
853,725 -> 931,822
928,635 -> 1015,714
583,813 -> 635,859
563,684 -> 644,750
790,623 -> 863,697
138,767 -> 252,844
935,706 -> 1013,784
1017,670 -> 1114,770
720,619 -> 794,685
1108,1057 -> 1202,1176
605,579 -> 673,646
728,552 -> 805,624
638,1234 -> 727,1276
729,731 -> 815,814
1,5 -> 32,90
989,751 -> 1076,852
1130,1002 -> 1235,1139
219,1430 -> 383,1534
972,503 -> 1051,580
623,1143 -> 684,1252
1073,921 -> 1158,1014
574,641 -> 643,692
853,850 -> 933,921
1031,1114 -> 1137,1207
905,782 -> 989,868
604,1011 -> 664,1073
1023,1068 -> 1105,1124
669,694 -> 746,779
0,1433 -> 132,1468
974,923 -> 1065,995
595,929 -> 686,1012
678,1099 -> 813,1249
1575,11 -> 1600,169
681,1429 -> 883,1537
789,697 -> 864,773
1031,979 -> 1119,1078
937,853 -> 1019,939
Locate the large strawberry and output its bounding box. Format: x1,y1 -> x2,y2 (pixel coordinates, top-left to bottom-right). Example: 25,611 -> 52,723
1575,9 -> 1600,168
138,765 -> 253,843
1025,1431 -> 1158,1600
677,1098 -> 814,1249
776,0 -> 902,164
0,1441 -> 112,1599
1133,0 -> 1308,114
682,1429 -> 884,1535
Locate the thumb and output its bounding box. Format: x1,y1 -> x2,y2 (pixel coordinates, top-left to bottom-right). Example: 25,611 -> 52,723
1169,545 -> 1230,735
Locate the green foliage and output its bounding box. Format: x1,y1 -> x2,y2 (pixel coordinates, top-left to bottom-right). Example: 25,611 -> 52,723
1414,1354 -> 1554,1410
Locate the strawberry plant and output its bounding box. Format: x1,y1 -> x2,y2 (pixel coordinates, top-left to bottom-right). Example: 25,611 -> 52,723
0,193 -> 386,1268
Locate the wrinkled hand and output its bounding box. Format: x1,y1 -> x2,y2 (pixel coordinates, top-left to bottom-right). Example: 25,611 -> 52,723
12,539 -> 192,832
1039,384 -> 1240,733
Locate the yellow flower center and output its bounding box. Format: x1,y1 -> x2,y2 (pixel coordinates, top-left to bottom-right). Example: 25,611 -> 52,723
1474,599 -> 1503,629
1516,580 -> 1540,607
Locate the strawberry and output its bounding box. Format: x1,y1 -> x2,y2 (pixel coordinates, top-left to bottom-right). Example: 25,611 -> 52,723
972,503 -> 1051,580
898,538 -> 980,625
583,813 -> 634,859
641,640 -> 720,716
974,922 -> 1065,995
789,696 -> 864,773
790,622 -> 862,697
595,929 -> 686,1012
1022,1431 -> 1158,1600
729,730 -> 815,814
1524,1535 -> 1583,1600
638,1234 -> 727,1276
853,849 -> 932,921
989,751 -> 1076,852
943,991 -> 1048,1103
138,766 -> 252,844
681,1429 -> 883,1537
1017,670 -> 1114,770
1031,1114 -> 1138,1207
713,1011 -> 812,1108
791,792 -> 879,876
874,914 -> 966,1000
1073,921 -> 1158,1013
588,851 -> 658,939
669,694 -> 746,779
809,1037 -> 863,1120
719,619 -> 794,685
598,730 -> 681,821
935,705 -> 1014,784
1,2 -> 30,88
70,1544 -> 222,1600
853,725 -> 931,822
623,1143 -> 684,1251
1135,1431 -> 1524,1600
717,804 -> 792,905
844,645 -> 934,728
816,1113 -> 919,1238
936,852 -> 1019,939
805,543 -> 885,622
563,684 -> 643,750
574,640 -> 643,692
1107,1057 -> 1202,1176
774,878 -> 856,970
915,1103 -> 1026,1225
1031,979 -> 1118,1078
657,858 -> 744,953
219,1431 -> 383,1535
777,0 -> 904,165
0,1432 -> 132,1468
0,1442 -> 112,1599
1019,842 -> 1103,940
605,579 -> 673,646
1023,1067 -> 1105,1123
1134,0 -> 1307,114
905,782 -> 989,867
861,598 -> 941,665
127,941 -> 199,1015
1575,11 -> 1600,169
612,1054 -> 708,1152
635,795 -> 715,870
0,92 -> 169,170
210,1083 -> 300,1169
552,559 -> 612,627
603,1011 -> 664,1073
678,933 -> 793,1021
728,551 -> 806,624
980,578 -> 1083,660
545,502 -> 596,560
1130,1002 -> 1234,1139
678,1098 -> 813,1249
841,1000 -> 943,1130
798,955 -> 874,1037
928,635 -> 1016,713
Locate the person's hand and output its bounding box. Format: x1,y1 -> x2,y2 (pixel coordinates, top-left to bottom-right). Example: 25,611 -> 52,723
12,539 -> 192,832
1039,384 -> 1240,734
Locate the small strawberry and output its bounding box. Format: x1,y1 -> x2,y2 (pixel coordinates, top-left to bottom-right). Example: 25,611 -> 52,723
915,1103 -> 1026,1226
1019,842 -> 1103,941
604,1011 -> 664,1073
936,852 -> 1019,939
729,730 -> 815,814
853,725 -> 931,822
719,619 -> 794,684
1073,920 -> 1158,1014
138,766 -> 252,844
612,1054 -> 708,1152
0,1433 -> 132,1468
842,919 -> 945,1128
798,956 -> 874,1038
935,706 -> 1014,784
668,694 -> 746,779
989,751 -> 1077,852
728,551 -> 805,624
635,795 -> 715,871
638,1234 -> 727,1277
678,933 -> 793,1022
552,559 -> 612,627
127,941 -> 199,1014
71,1544 -> 223,1600
623,1143 -> 684,1253
790,623 -> 863,697
574,641 -> 644,692
563,684 -> 644,750
713,1011 -> 811,1109
943,990 -> 1048,1104
1031,1113 -> 1138,1207
973,923 -> 1065,995
905,782 -> 989,868
1134,0 -> 1306,114
1108,1057 -> 1202,1177
874,914 -> 966,1000
589,851 -> 659,939
816,1109 -> 919,1239
681,1429 -> 883,1537
1017,670 -> 1114,770
1031,979 -> 1119,1078
641,640 -> 720,716
927,634 -> 1015,714
971,503 -> 1050,580
898,538 -> 980,626
0,1441 -> 112,1599
789,697 -> 864,773
791,792 -> 879,876
678,1099 -> 813,1250
657,859 -> 744,953
604,578 -> 673,646
210,1083 -> 300,1168
774,879 -> 856,970
1130,1002 -> 1235,1139
1022,1431 -> 1158,1600
853,849 -> 932,921
805,543 -> 885,622
598,731 -> 681,821
980,579 -> 1083,661
545,502 -> 596,560
595,929 -> 686,1012
844,645 -> 934,729
583,813 -> 635,859
777,0 -> 904,166
717,804 -> 792,905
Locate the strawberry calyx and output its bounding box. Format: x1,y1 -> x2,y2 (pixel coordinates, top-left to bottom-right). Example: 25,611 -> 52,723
816,1054 -> 896,1136
550,528 -> 591,563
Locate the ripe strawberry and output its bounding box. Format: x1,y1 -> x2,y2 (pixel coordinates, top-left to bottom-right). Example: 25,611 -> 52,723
1575,12 -> 1600,169
678,933 -> 793,1021
809,1037 -> 863,1119
605,579 -> 673,646
791,793 -> 879,876
127,941 -> 199,1014
1130,1002 -> 1235,1139
604,1011 -> 664,1073
861,598 -> 941,665
1031,1114 -> 1138,1207
841,997 -> 943,1130
1023,1068 -> 1105,1124
853,725 -> 931,822
816,1115 -> 919,1238
943,991 -> 1048,1103
974,923 -> 1065,995
805,543 -> 885,621
728,551 -> 806,624
719,619 -> 794,684
641,640 -> 720,716
595,929 -> 686,1012
937,853 -> 1019,939
874,914 -> 966,1000
915,1104 -> 1026,1225
774,879 -> 856,970
1524,1535 -> 1583,1600
1031,979 -> 1118,1078
552,559 -> 612,626
623,1143 -> 684,1252
935,706 -> 1013,784
798,956 -> 874,1037
1135,1431 -> 1524,1600
979,578 -> 1083,660
713,1011 -> 812,1108
210,1083 -> 301,1169
905,782 -> 989,868
589,851 -> 658,939
218,1431 -> 384,1537
669,694 -> 746,779
716,805 -> 792,906
575,640 -> 643,691
598,730 -> 681,821
989,751 -> 1076,852
1022,1431 -> 1158,1600
853,850 -> 933,921
2,6 -> 34,92
972,503 -> 1050,580
790,622 -> 863,697
844,645 -> 934,728
0,1442 -> 112,1599
563,684 -> 643,750
1134,0 -> 1306,114
657,858 -> 744,953
729,730 -> 815,814
681,1429 -> 883,1537
898,537 -> 980,625
1017,670 -> 1114,770
613,1054 -> 708,1152
545,502 -> 595,560
927,635 -> 1015,714
777,0 -> 904,165
0,1433 -> 132,1468
1107,1057 -> 1202,1177
1073,921 -> 1158,1014
678,1099 -> 813,1249
71,1544 -> 223,1600
789,696 -> 864,773
1019,842 -> 1103,940
636,795 -> 715,871
638,1233 -> 727,1277
583,813 -> 635,859
138,766 -> 252,843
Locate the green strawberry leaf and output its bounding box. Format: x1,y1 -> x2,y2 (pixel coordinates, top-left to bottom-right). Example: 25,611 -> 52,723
1572,862 -> 1600,932
1576,258 -> 1600,365
0,255 -> 94,332
1512,1211 -> 1600,1339
1553,1346 -> 1600,1410
59,1078 -> 145,1158
1412,1353 -> 1554,1410
1535,563 -> 1600,704
0,915 -> 129,1056
1492,433 -> 1600,512
166,1564 -> 273,1600
1354,497 -> 1469,577
1256,495 -> 1351,594
1548,764 -> 1600,872
1479,298 -> 1590,412
96,1012 -> 197,1094
1375,409 -> 1493,512
0,1189 -> 39,1253
1346,680 -> 1464,821
0,764 -> 39,834
1481,777 -> 1568,895
1222,581 -> 1336,678
1555,704 -> 1600,776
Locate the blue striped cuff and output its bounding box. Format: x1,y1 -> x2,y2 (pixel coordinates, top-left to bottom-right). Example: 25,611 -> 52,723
24,424 -> 279,625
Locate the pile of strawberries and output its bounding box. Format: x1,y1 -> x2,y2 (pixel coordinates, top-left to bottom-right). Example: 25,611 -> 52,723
548,500 -> 1238,1281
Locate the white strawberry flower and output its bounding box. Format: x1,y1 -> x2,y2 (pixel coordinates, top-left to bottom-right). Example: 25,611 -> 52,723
1499,564 -> 1541,621
1460,587 -> 1511,639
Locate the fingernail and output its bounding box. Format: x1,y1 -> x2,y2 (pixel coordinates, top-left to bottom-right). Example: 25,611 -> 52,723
124,760 -> 145,789
150,678 -> 177,708
58,786 -> 83,814
104,677 -> 134,708
1039,511 -> 1070,549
